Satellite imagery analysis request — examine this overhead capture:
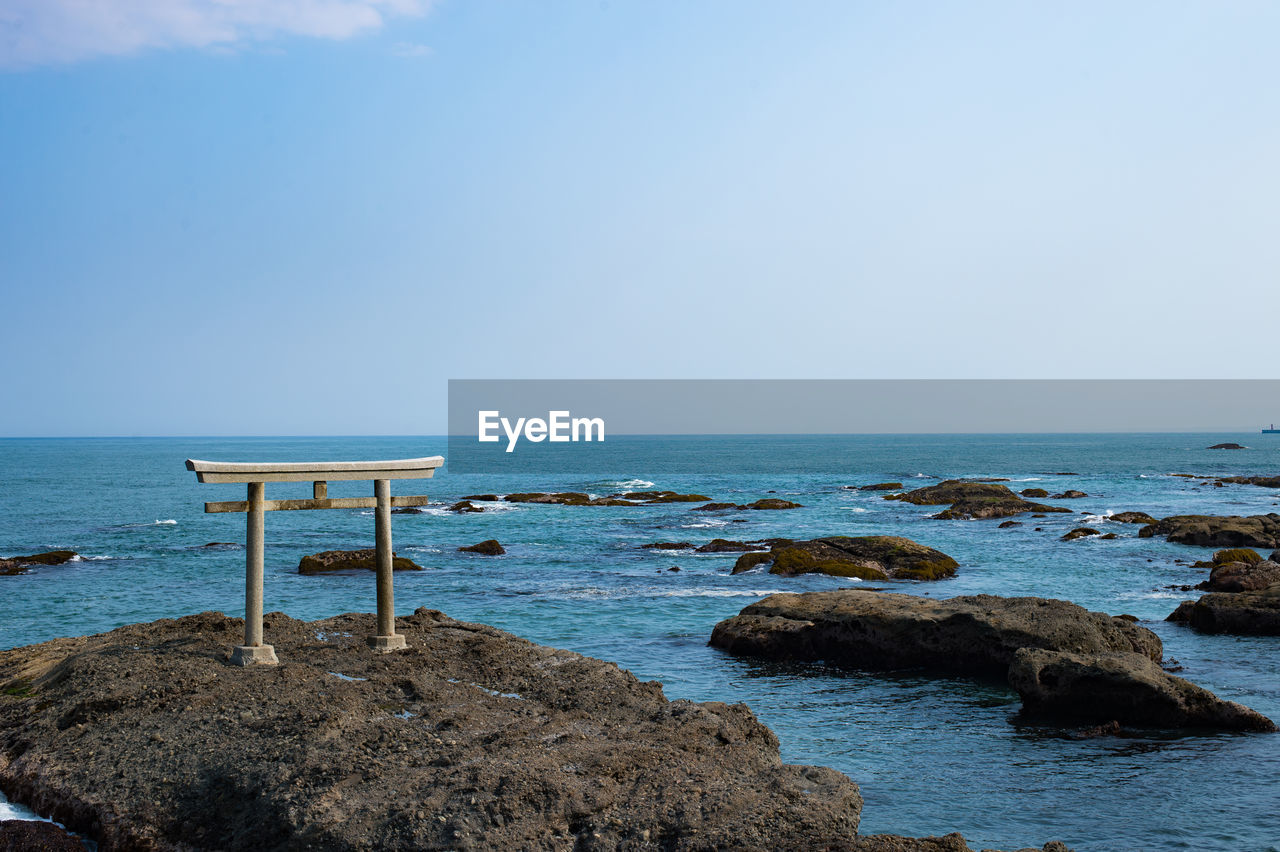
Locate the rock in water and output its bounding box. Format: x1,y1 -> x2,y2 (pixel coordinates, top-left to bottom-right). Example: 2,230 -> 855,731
1109,512 -> 1157,525
0,551 -> 78,577
886,480 -> 1072,520
730,536 -> 958,581
458,539 -> 505,555
1208,443 -> 1247,450
1167,583 -> 1280,635
0,610 -> 863,851
1009,648 -> 1276,732
710,590 -> 1161,676
1139,514 -> 1280,548
297,549 -> 422,574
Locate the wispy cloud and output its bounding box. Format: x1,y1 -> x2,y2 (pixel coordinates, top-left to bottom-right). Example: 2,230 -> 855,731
0,0 -> 430,69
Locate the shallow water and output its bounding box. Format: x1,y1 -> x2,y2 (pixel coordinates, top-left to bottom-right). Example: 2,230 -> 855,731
2,434 -> 1279,851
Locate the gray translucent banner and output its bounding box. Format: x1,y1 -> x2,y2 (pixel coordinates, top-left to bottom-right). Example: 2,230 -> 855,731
446,379 -> 1280,473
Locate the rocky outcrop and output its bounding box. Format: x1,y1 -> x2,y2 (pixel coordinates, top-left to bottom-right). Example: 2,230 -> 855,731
1020,488 -> 1049,498
1061,528 -> 1100,541
850,836 -> 1071,852
1009,649 -> 1276,732
1138,514 -> 1280,548
1219,475 -> 1280,488
461,494 -> 500,502
0,551 -> 77,577
998,521 -> 1022,528
856,482 -> 903,492
505,491 -> 711,507
694,499 -> 802,512
1167,583 -> 1280,635
1109,512 -> 1157,525
1193,549 -> 1280,592
695,539 -> 784,553
642,541 -> 694,550
729,537 -> 958,581
0,610 -> 865,851
1050,491 -> 1087,499
709,591 -> 1162,676
297,550 -> 422,574
458,539 -> 505,555
886,481 -> 1071,520
448,500 -> 484,513
1208,443 -> 1247,450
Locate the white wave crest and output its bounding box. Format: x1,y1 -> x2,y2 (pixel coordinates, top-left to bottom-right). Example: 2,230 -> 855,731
1082,511 -> 1116,524
680,520 -> 730,529
153,519 -> 177,525
614,479 -> 654,488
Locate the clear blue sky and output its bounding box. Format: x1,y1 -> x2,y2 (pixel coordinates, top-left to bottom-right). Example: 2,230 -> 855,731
2,1 -> 1278,436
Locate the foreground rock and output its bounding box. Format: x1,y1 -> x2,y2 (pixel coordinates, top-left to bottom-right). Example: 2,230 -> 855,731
0,610 -> 864,851
0,551 -> 77,577
886,481 -> 1071,520
710,590 -> 1161,676
1009,649 -> 1276,732
1138,514 -> 1280,548
298,549 -> 422,574
0,820 -> 87,851
458,539 -> 505,555
1168,583 -> 1280,635
731,537 -> 958,581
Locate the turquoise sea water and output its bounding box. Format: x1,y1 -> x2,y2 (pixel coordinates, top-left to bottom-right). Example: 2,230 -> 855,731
2,434 -> 1279,851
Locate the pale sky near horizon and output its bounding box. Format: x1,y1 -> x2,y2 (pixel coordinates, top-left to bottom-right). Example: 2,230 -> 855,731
2,2 -> 1278,436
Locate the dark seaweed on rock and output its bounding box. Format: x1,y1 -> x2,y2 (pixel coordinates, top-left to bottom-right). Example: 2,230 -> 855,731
0,551 -> 78,577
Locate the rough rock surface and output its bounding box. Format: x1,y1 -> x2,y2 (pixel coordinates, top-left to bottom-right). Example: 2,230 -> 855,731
1138,514 -> 1280,548
1196,549 -> 1280,592
1208,443 -> 1247,450
886,481 -> 1071,520
849,835 -> 1071,852
710,591 -> 1161,677
1061,528 -> 1100,542
1019,489 -> 1049,498
856,482 -> 903,492
1009,648 -> 1276,732
695,539 -> 785,554
1167,583 -> 1280,635
0,820 -> 87,851
458,539 -> 505,556
0,610 -> 865,851
729,537 -> 958,581
448,500 -> 484,514
641,542 -> 694,551
1050,491 -> 1087,499
297,549 -> 422,574
0,552 -> 78,577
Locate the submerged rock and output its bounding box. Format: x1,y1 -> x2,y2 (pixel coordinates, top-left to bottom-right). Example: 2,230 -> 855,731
1009,648 -> 1276,732
1208,443 -> 1247,450
0,610 -> 864,851
710,590 -> 1161,676
1061,528 -> 1100,541
1167,583 -> 1280,635
1219,475 -> 1280,488
642,541 -> 694,550
695,538 -> 785,553
0,551 -> 77,577
886,481 -> 1071,520
857,482 -> 903,492
1138,514 -> 1280,548
729,537 -> 958,581
298,549 -> 422,574
458,539 -> 505,555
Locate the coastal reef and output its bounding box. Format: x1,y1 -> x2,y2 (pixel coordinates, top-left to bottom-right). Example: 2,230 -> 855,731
692,499 -> 803,511
710,590 -> 1272,732
1167,583 -> 1280,635
729,536 -> 958,581
885,481 -> 1072,520
297,550 -> 422,574
1138,514 -> 1280,548
505,491 -> 710,506
0,610 -> 864,851
0,551 -> 77,577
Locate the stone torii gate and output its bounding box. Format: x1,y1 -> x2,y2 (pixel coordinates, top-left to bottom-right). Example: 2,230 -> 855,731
185,456 -> 444,665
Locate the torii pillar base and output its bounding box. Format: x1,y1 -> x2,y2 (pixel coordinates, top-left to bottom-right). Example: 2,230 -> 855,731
366,635 -> 407,653
231,644 -> 279,666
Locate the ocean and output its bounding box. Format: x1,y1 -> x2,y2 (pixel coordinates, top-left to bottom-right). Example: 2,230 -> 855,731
1,434 -> 1278,851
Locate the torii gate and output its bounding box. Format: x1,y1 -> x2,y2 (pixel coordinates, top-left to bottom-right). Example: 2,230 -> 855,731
185,456 -> 444,665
